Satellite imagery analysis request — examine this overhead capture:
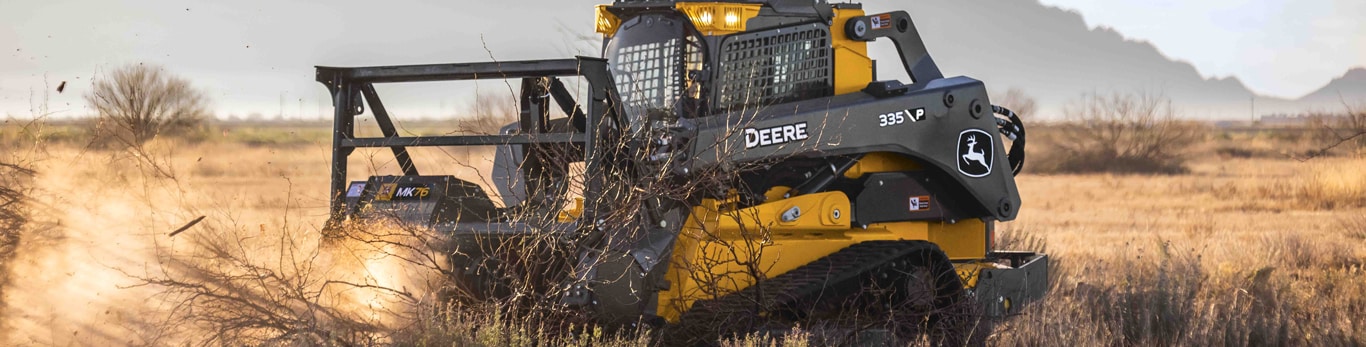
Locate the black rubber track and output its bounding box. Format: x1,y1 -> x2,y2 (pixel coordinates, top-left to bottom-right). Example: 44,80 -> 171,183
660,240 -> 969,346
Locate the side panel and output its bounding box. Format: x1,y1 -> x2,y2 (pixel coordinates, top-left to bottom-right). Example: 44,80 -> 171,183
685,77 -> 1020,221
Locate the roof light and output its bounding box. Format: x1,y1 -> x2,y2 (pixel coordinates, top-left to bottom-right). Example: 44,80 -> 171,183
698,10 -> 713,27
676,3 -> 761,36
595,5 -> 621,37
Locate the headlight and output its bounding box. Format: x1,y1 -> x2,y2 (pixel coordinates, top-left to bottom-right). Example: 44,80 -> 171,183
595,5 -> 621,37
676,2 -> 760,35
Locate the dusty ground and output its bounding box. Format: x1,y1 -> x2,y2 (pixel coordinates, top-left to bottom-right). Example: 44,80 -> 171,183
0,139 -> 493,345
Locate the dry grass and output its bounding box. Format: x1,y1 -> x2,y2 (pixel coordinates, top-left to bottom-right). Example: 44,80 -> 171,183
395,306 -> 650,347
1,118 -> 1364,346
1297,159 -> 1366,208
995,153 -> 1366,345
1031,92 -> 1205,174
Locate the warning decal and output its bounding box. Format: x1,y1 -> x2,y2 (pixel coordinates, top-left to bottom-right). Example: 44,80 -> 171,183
871,14 -> 893,30
909,195 -> 931,212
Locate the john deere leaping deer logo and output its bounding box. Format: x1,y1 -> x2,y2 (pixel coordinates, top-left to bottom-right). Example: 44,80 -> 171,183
956,129 -> 993,177
962,136 -> 988,166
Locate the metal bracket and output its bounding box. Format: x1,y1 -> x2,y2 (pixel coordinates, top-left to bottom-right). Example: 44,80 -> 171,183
844,11 -> 944,83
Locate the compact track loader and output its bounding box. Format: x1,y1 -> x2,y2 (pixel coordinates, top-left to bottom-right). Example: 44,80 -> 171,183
317,0 -> 1047,344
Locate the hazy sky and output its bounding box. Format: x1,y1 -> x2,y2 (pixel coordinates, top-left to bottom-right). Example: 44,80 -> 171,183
2,0 -> 1362,118
1037,0 -> 1366,98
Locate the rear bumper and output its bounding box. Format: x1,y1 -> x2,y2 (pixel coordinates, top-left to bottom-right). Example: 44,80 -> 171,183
973,251 -> 1049,317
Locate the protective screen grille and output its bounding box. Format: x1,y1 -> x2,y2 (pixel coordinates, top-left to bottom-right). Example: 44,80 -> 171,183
715,24 -> 832,111
611,38 -> 684,120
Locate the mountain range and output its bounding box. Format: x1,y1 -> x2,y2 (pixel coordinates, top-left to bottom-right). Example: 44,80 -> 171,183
877,0 -> 1364,119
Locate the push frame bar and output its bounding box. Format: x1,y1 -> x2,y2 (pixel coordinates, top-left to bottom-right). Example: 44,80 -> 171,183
316,56 -> 614,224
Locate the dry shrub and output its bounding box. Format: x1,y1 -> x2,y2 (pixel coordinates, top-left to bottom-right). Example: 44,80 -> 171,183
86,64 -> 209,145
1034,92 -> 1204,174
0,118 -> 36,309
991,88 -> 1038,118
1305,102 -> 1366,158
0,161 -> 33,318
142,223 -> 394,345
139,187 -> 617,346
0,162 -> 30,252
1346,102 -> 1366,150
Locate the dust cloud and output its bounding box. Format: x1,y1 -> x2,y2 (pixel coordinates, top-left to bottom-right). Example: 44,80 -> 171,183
0,148 -> 449,346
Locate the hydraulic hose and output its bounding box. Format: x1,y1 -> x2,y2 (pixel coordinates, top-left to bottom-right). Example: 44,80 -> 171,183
991,105 -> 1026,175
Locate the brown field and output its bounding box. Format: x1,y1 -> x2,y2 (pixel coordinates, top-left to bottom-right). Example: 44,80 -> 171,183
998,157 -> 1366,345
0,121 -> 1363,346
